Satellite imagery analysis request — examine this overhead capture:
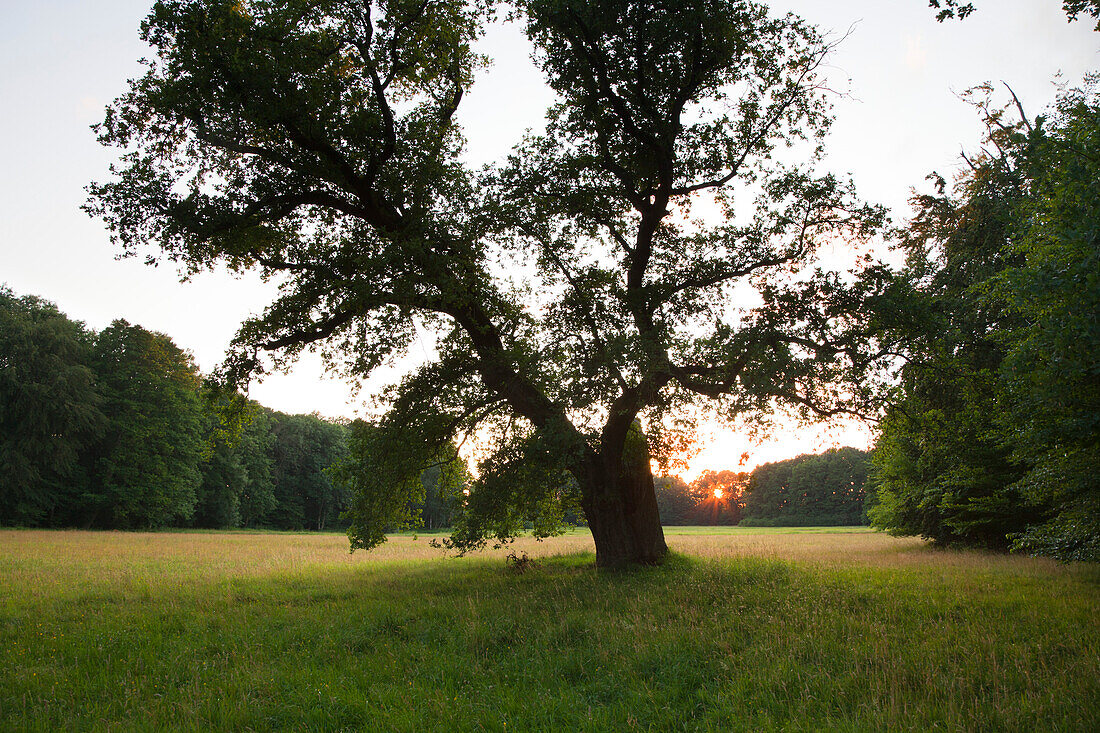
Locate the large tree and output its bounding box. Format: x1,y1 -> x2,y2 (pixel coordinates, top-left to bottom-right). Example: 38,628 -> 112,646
86,320 -> 206,528
868,150 -> 1031,549
866,158 -> 1029,541
89,0 -> 885,566
870,80 -> 1100,560
994,80 -> 1100,560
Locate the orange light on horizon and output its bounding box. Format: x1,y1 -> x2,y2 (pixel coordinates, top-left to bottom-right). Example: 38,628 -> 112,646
682,420 -> 875,481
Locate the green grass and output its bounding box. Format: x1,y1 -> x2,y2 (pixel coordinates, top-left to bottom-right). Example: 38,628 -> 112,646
1,529 -> 1097,731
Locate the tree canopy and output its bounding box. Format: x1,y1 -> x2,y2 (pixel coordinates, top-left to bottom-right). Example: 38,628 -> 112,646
870,79 -> 1100,561
743,447 -> 870,526
86,320 -> 207,528
89,0 -> 888,566
0,288 -> 103,526
0,289 -> 356,532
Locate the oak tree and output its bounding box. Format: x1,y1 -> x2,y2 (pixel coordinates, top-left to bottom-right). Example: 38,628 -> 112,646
89,0 -> 885,566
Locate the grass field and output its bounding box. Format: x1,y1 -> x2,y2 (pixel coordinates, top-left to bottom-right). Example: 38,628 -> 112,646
1,528 -> 1097,731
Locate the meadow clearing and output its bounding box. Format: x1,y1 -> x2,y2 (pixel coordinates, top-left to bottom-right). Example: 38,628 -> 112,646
1,527 -> 1097,731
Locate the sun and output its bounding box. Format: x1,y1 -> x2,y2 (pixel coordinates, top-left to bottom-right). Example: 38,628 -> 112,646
712,488 -> 724,500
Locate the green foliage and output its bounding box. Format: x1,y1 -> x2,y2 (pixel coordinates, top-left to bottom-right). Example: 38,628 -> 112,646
0,288 -> 103,526
442,430 -> 582,553
872,80 -> 1100,560
994,80 -> 1100,559
0,288 -> 356,531
194,390 -> 277,528
653,475 -> 704,525
744,447 -> 871,526
334,419 -> 426,549
1064,0 -> 1100,28
87,320 -> 206,528
929,0 -> 1099,28
928,1 -> 975,22
866,153 -> 1031,547
655,471 -> 747,525
419,442 -> 473,530
268,411 -> 349,530
333,418 -> 471,545
233,406 -> 279,527
88,0 -> 888,563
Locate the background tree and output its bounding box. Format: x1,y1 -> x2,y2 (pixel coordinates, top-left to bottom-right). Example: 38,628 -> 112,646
234,405 -> 278,527
653,475 -> 703,525
870,79 -> 1100,560
0,287 -> 103,526
86,320 -> 205,528
268,412 -> 349,530
744,447 -> 870,526
787,446 -> 869,524
0,287 -> 356,531
690,470 -> 747,524
418,441 -> 472,530
194,429 -> 248,528
194,390 -> 277,528
88,0 -> 886,566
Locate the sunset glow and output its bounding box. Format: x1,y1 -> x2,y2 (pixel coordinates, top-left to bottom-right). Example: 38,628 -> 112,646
683,419 -> 875,480
712,488 -> 724,500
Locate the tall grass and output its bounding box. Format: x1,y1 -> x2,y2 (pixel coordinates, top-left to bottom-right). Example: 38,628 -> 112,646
1,528 -> 1096,731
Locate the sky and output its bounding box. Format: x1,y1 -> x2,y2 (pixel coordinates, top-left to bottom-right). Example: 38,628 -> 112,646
1,1 -> 1097,476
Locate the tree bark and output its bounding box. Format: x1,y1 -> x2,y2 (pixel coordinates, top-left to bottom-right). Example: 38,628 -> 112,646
581,425 -> 668,568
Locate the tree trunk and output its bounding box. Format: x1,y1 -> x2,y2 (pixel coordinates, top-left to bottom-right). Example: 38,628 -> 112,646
582,425 -> 668,568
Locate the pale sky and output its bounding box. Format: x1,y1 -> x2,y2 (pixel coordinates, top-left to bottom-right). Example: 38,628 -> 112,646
1,1 -> 1096,475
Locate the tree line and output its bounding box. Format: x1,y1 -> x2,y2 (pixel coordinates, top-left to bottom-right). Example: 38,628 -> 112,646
0,289 -> 870,534
865,78 -> 1100,562
1,281 -> 869,534
0,289 -> 350,530
655,447 -> 872,527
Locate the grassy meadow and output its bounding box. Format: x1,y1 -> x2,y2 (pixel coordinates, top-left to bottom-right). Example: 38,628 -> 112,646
1,527 -> 1097,731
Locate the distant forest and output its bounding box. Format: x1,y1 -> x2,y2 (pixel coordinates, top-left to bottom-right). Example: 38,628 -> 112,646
1,287 -> 871,531
0,287 -> 356,530
655,447 -> 871,527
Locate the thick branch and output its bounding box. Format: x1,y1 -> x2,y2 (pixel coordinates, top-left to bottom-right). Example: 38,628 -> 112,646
667,357 -> 749,397
262,309 -> 358,350
600,371 -> 673,460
